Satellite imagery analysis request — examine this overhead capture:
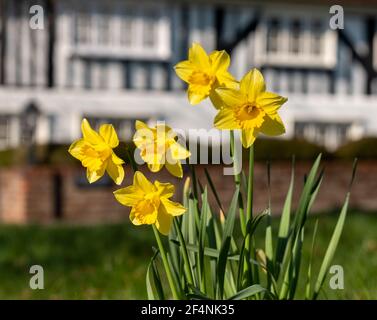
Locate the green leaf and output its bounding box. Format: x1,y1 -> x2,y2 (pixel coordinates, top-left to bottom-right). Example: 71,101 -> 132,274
217,187 -> 239,299
204,168 -> 224,213
306,169 -> 324,214
236,211 -> 267,290
186,285 -> 212,300
125,147 -> 138,173
173,219 -> 194,287
313,193 -> 350,299
146,251 -> 165,300
305,220 -> 318,299
275,159 -> 294,270
288,227 -> 305,299
228,284 -> 266,300
293,154 -> 322,237
198,188 -> 209,293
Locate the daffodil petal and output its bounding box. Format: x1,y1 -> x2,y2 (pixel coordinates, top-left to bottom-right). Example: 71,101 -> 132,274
169,142 -> 191,160
189,43 -> 210,69
214,108 -> 239,129
257,92 -> 288,115
161,198 -> 187,216
99,124 -> 119,148
155,206 -> 173,236
209,90 -> 225,109
209,50 -> 230,72
241,129 -> 258,148
165,161 -> 183,178
154,181 -> 175,198
133,171 -> 154,193
148,162 -> 163,173
81,119 -> 103,145
135,120 -> 149,131
111,152 -> 124,165
188,86 -> 209,104
129,208 -> 143,226
82,156 -> 102,172
216,72 -> 238,88
260,113 -> 286,136
114,185 -> 144,207
174,60 -> 194,82
240,69 -> 266,101
215,87 -> 244,108
86,165 -> 106,184
68,139 -> 88,161
106,158 -> 124,185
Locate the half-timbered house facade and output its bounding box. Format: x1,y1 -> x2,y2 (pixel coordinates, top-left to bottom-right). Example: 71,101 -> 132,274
0,0 -> 376,150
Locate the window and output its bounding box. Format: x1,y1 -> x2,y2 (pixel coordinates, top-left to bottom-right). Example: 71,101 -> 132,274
72,5 -> 170,61
289,20 -> 301,54
142,10 -> 157,48
266,18 -> 279,53
97,15 -> 110,45
311,20 -> 322,55
120,15 -> 134,46
255,15 -> 336,68
75,14 -> 91,44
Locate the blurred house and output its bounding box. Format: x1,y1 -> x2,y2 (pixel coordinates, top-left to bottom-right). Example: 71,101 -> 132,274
0,0 -> 376,150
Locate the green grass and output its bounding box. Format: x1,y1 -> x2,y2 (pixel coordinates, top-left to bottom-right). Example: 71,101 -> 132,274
0,212 -> 376,299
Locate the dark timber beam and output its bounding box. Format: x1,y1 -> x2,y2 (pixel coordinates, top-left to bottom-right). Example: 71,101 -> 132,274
46,0 -> 55,88
366,16 -> 376,95
0,0 -> 6,85
338,20 -> 377,95
215,6 -> 261,54
215,6 -> 225,50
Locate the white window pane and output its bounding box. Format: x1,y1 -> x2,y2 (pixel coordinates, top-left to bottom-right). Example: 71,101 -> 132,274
289,20 -> 302,54
98,15 -> 110,45
311,20 -> 323,55
142,10 -> 158,48
75,14 -> 91,44
267,18 -> 279,53
120,14 -> 134,46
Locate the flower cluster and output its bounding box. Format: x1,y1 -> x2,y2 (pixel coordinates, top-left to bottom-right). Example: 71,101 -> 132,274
69,119 -> 190,235
175,43 -> 288,148
69,42 -> 287,235
68,43 -> 351,302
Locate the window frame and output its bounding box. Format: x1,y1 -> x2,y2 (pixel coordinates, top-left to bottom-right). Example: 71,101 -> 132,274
71,4 -> 171,61
255,11 -> 337,69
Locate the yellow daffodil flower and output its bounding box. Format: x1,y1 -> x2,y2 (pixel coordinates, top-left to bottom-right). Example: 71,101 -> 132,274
69,119 -> 125,185
174,42 -> 237,109
133,120 -> 190,178
214,68 -> 288,148
114,171 -> 186,235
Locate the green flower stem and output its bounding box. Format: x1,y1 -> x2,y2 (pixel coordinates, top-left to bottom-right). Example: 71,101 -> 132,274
152,225 -> 180,300
243,145 -> 255,286
246,144 -> 254,223
230,130 -> 246,235
173,219 -> 195,287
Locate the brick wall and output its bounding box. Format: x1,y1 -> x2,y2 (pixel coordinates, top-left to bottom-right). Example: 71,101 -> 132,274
0,161 -> 375,224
